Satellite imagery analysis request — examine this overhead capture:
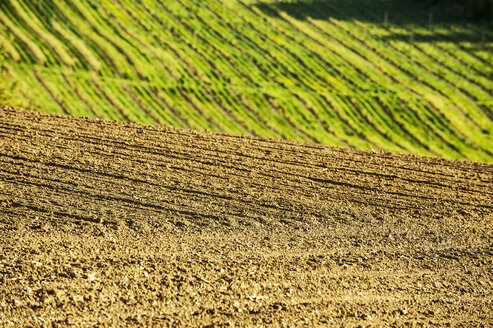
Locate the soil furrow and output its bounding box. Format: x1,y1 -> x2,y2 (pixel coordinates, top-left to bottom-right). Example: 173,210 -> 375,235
4,157 -> 485,219
0,119 -> 491,185
2,136 -> 491,204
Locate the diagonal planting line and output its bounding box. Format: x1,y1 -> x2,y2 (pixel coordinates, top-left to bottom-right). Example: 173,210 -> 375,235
32,70 -> 70,115
48,0 -> 171,125
61,74 -> 100,119
323,0 -> 492,97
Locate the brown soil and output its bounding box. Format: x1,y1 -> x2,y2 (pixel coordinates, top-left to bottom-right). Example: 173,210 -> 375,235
0,106 -> 491,327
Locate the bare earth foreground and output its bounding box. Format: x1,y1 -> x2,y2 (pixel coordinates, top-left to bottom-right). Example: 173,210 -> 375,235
0,106 -> 491,327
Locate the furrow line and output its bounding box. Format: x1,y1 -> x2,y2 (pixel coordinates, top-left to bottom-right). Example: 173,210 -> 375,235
2,137 -> 488,196
4,150 -> 489,201
1,119 -> 491,182
2,148 -> 491,211
0,164 -> 444,218
1,163 -> 484,218
0,170 -> 325,222
1,104 -> 490,172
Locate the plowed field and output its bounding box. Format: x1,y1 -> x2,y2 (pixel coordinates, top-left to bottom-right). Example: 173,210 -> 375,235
0,106 -> 492,327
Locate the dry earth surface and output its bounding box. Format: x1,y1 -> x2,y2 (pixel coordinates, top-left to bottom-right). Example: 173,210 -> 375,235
0,106 -> 492,327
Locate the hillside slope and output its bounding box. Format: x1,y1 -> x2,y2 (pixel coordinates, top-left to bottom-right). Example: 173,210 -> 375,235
0,0 -> 492,161
0,106 -> 492,326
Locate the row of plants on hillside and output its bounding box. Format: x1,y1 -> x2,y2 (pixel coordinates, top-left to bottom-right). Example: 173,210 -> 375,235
0,0 -> 491,161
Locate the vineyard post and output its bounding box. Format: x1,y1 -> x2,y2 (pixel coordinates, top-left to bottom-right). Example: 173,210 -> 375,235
428,11 -> 433,31
410,27 -> 414,43
384,10 -> 389,27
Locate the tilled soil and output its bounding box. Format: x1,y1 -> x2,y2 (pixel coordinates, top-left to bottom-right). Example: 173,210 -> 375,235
0,106 -> 492,327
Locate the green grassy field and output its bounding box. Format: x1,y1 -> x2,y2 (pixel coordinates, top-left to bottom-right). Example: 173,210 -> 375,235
0,0 -> 492,161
